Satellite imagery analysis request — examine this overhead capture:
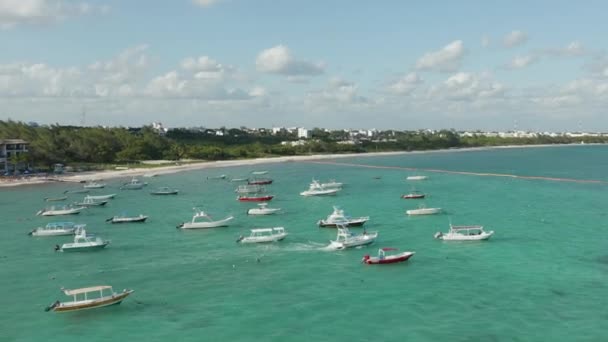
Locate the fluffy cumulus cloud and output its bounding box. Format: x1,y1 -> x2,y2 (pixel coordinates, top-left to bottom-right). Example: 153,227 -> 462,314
507,55 -> 538,69
541,41 -> 585,57
192,0 -> 221,7
305,77 -> 368,107
503,30 -> 528,48
0,0 -> 107,29
415,40 -> 464,72
435,72 -> 506,101
256,45 -> 324,76
388,73 -> 423,95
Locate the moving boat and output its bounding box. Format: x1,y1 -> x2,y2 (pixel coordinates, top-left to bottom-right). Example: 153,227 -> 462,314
406,175 -> 428,181
434,225 -> 494,241
362,248 -> 415,265
406,205 -> 441,216
106,214 -> 148,224
177,210 -> 234,229
300,180 -> 341,196
55,226 -> 109,252
86,194 -> 116,200
150,187 -> 179,195
248,178 -> 273,185
402,190 -> 425,199
247,203 -> 281,215
236,227 -> 288,244
45,286 -> 133,313
120,178 -> 146,190
235,185 -> 264,194
74,196 -> 108,207
83,181 -> 106,189
44,196 -> 67,202
37,205 -> 85,216
238,195 -> 274,202
328,226 -> 378,250
317,206 -> 369,227
29,222 -> 78,237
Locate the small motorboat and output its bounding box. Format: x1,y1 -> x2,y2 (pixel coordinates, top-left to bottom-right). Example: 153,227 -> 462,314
248,178 -> 273,185
327,226 -> 378,250
406,175 -> 428,181
86,194 -> 116,200
230,177 -> 249,182
56,226 -> 109,252
235,185 -> 264,194
402,190 -> 425,199
74,196 -> 108,207
208,174 -> 227,180
120,178 -> 146,190
300,180 -> 341,196
143,173 -> 158,178
237,227 -> 287,244
83,181 -> 106,189
251,171 -> 269,175
44,196 -> 68,202
150,187 -> 179,195
406,205 -> 441,215
317,206 -> 369,227
37,205 -> 86,216
45,286 -> 133,313
238,195 -> 274,202
362,248 -> 415,265
177,210 -> 234,229
63,189 -> 90,194
29,222 -> 78,237
434,225 -> 494,241
247,202 -> 281,215
106,214 -> 148,224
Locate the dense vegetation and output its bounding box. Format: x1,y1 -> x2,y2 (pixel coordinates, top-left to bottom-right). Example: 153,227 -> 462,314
1,120 -> 607,171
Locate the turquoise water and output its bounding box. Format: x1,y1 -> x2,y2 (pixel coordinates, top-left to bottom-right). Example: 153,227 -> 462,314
2,145 -> 607,342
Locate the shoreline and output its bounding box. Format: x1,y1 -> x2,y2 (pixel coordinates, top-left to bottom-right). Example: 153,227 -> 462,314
0,143 -> 596,188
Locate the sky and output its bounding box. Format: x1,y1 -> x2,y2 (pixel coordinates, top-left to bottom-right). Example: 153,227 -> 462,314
1,0 -> 608,131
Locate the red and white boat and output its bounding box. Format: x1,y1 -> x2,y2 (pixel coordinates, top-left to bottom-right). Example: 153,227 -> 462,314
402,191 -> 425,199
362,248 -> 415,265
248,178 -> 273,185
237,195 -> 274,202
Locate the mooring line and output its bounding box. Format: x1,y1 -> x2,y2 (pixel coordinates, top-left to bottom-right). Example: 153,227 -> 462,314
305,160 -> 608,185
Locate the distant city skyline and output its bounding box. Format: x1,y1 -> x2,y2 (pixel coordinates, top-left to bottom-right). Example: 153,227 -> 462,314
1,0 -> 608,131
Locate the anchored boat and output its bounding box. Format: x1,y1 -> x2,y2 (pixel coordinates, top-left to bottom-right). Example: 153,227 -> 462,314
406,175 -> 428,181
434,225 -> 494,241
120,178 -> 146,190
317,206 -> 369,227
237,227 -> 288,244
362,248 -> 415,265
106,214 -> 148,224
300,180 -> 341,196
74,196 -> 108,207
177,210 -> 234,229
45,286 -> 133,313
402,190 -> 425,199
37,205 -> 85,216
86,194 -> 116,200
247,202 -> 281,215
150,187 -> 179,195
238,194 -> 274,202
327,226 -> 378,250
83,181 -> 106,189
29,222 -> 78,237
248,178 -> 273,185
44,196 -> 67,202
406,205 -> 441,216
55,226 -> 109,252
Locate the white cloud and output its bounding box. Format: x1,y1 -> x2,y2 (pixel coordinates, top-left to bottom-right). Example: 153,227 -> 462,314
507,55 -> 538,69
306,77 -> 367,106
388,73 -> 423,95
503,30 -> 528,48
256,45 -> 324,76
192,0 -> 221,7
541,41 -> 585,57
415,40 -> 464,72
0,0 -> 106,29
432,72 -> 506,101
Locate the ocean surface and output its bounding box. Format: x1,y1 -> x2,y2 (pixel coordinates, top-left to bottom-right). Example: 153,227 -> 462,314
2,145 -> 607,342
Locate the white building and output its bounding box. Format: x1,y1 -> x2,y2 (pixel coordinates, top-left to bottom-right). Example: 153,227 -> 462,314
151,122 -> 168,135
297,128 -> 311,139
0,139 -> 29,173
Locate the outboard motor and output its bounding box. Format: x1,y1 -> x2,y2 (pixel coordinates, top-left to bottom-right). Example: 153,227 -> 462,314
54,244 -> 61,251
434,232 -> 443,239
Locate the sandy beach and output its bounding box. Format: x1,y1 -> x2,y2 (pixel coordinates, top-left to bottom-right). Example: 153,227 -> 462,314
0,144 -> 589,188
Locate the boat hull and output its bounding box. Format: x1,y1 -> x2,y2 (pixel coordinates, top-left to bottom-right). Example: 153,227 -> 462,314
60,242 -> 109,252
30,229 -> 75,237
363,252 -> 415,264
402,194 -> 425,199
300,189 -> 340,196
39,208 -> 84,216
406,208 -> 441,215
239,234 -> 287,244
87,194 -> 116,200
178,216 -> 234,229
330,233 -> 378,249
238,195 -> 274,202
436,231 -> 494,241
318,218 -> 368,228
151,191 -> 178,195
52,290 -> 133,312
247,208 -> 281,215
75,201 -> 108,207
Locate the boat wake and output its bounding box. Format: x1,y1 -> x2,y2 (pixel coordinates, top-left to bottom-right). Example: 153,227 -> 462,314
283,242 -> 328,252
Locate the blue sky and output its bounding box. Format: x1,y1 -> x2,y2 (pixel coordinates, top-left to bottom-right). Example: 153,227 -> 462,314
1,0 -> 607,131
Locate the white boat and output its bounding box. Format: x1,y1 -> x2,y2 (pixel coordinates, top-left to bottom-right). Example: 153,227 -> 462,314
86,194 -> 116,200
45,286 -> 133,313
230,177 -> 249,182
74,196 -> 108,207
83,181 -> 106,189
320,180 -> 343,188
406,175 -> 428,181
237,227 -> 288,244
434,225 -> 494,241
300,180 -> 341,196
120,178 -> 146,190
235,184 -> 264,194
251,171 -> 269,175
29,222 -> 78,236
106,214 -> 148,224
150,187 -> 179,195
44,196 -> 67,202
406,205 -> 441,216
37,205 -> 86,216
177,210 -> 234,229
143,173 -> 158,178
328,226 -> 378,250
317,206 -> 369,227
247,202 -> 281,215
55,226 -> 109,252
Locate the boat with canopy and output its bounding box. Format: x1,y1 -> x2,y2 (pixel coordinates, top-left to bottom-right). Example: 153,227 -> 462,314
434,225 -> 494,241
177,210 -> 234,229
45,286 -> 133,313
29,222 -> 78,236
55,226 -> 109,252
247,202 -> 281,215
236,227 -> 288,244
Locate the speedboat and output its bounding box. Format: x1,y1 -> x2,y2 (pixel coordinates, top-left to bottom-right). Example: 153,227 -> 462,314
300,180 -> 341,196
402,190 -> 425,199
362,248 -> 415,265
247,203 -> 281,215
237,227 -> 287,244
106,214 -> 148,224
44,196 -> 67,202
328,226 -> 378,250
248,178 -> 273,185
406,205 -> 441,216
29,222 -> 78,237
120,178 -> 146,190
406,175 -> 428,181
317,206 -> 369,227
45,286 -> 133,313
238,195 -> 274,202
150,187 -> 179,195
74,196 -> 108,207
83,181 -> 105,189
177,210 -> 234,229
86,194 -> 116,200
55,226 -> 109,252
235,185 -> 264,194
434,225 -> 494,241
37,205 -> 86,216
251,171 -> 269,175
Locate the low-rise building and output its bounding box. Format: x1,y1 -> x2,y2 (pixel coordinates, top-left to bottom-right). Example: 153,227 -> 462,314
0,139 -> 29,174
297,127 -> 311,139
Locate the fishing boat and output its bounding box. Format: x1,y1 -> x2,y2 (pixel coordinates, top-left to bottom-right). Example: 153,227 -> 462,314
362,248 -> 415,265
434,225 -> 494,241
238,195 -> 274,202
44,196 -> 67,202
251,171 -> 269,175
83,181 -> 106,189
55,226 -> 109,252
300,180 -> 341,196
235,184 -> 264,194
74,196 -> 108,207
328,226 -> 378,250
406,205 -> 441,216
37,205 -> 86,216
248,178 -> 273,185
317,206 -> 369,227
177,210 -> 234,229
247,202 -> 281,215
320,180 -> 343,188
29,222 -> 78,237
402,190 -> 425,199
45,286 -> 134,313
120,178 -> 146,190
237,227 -> 287,244
406,175 -> 428,181
106,214 -> 148,224
150,187 -> 179,195
86,193 -> 116,200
